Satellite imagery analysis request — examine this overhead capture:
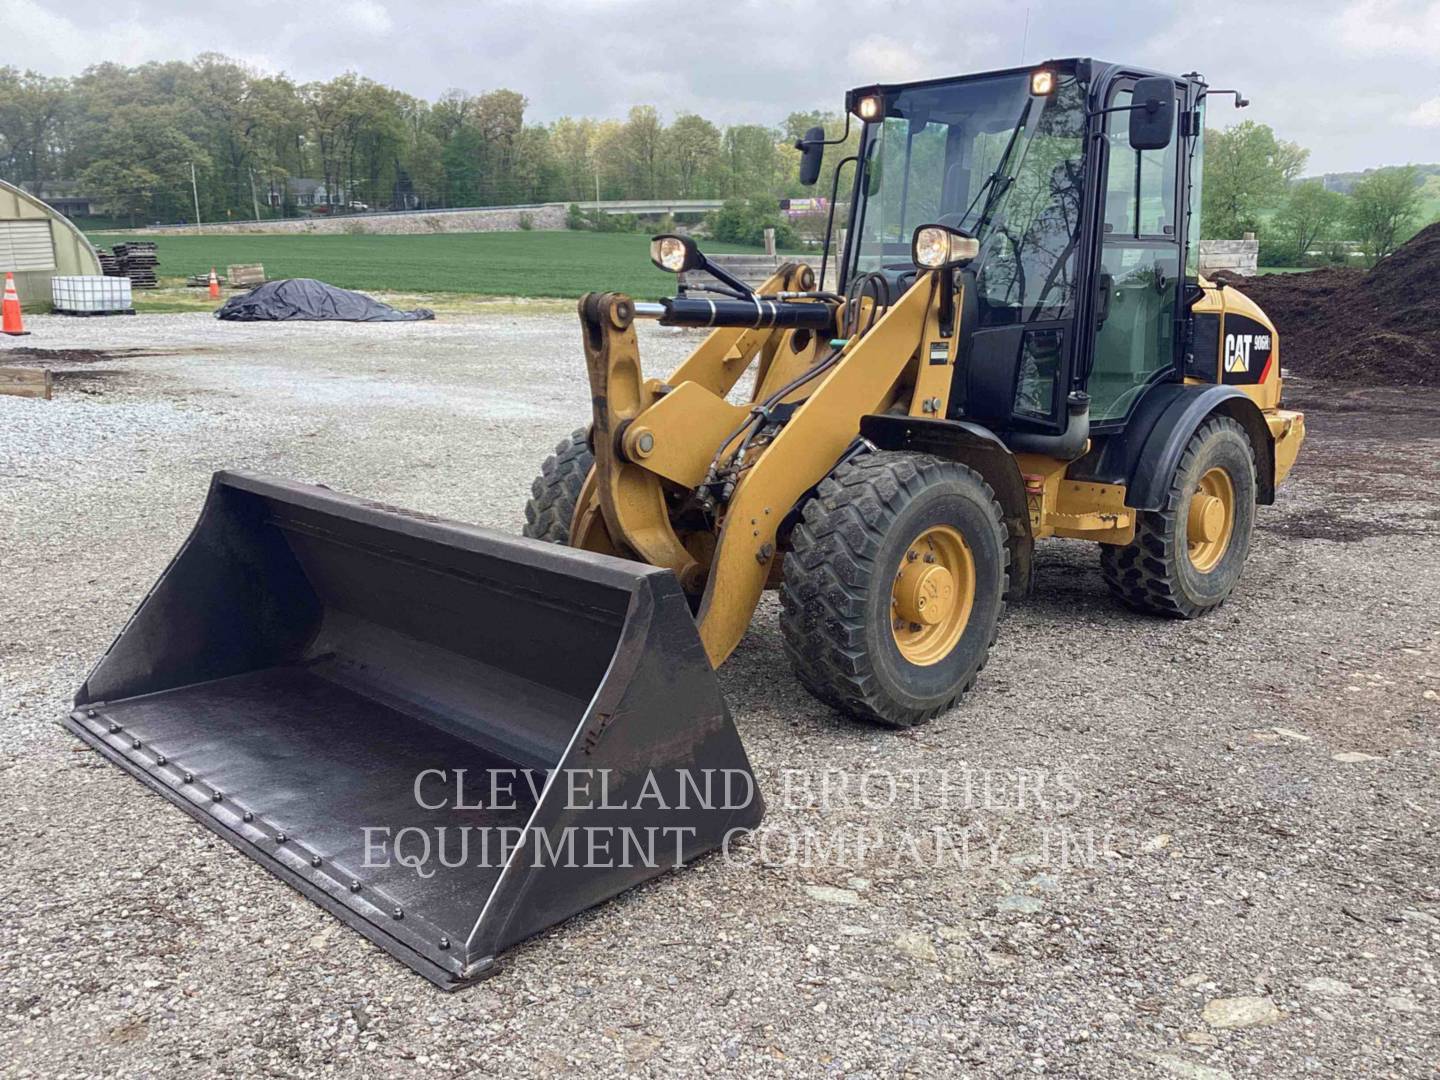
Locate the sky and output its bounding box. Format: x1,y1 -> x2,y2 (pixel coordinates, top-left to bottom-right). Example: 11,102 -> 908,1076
4,0 -> 1439,174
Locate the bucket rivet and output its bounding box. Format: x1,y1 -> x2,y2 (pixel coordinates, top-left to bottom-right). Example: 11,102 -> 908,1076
183,772 -> 194,783
212,791 -> 223,802
350,880 -> 361,892
132,739 -> 142,750
156,755 -> 167,766
109,723 -> 121,734
276,833 -> 287,844
438,937 -> 450,950
393,907 -> 404,920
311,855 -> 322,867
242,811 -> 254,823
86,709 -> 98,719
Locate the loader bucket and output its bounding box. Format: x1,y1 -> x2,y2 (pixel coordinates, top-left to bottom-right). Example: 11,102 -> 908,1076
68,471 -> 763,988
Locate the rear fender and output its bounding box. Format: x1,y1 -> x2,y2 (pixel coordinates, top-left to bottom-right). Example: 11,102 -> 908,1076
857,414 -> 1034,596
1071,384 -> 1274,511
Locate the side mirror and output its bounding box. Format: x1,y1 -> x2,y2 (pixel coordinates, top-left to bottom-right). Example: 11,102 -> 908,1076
650,234 -> 701,274
796,125 -> 825,187
1128,77 -> 1175,151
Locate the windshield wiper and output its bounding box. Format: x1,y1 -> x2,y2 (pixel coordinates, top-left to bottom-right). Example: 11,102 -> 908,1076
956,99 -> 1034,237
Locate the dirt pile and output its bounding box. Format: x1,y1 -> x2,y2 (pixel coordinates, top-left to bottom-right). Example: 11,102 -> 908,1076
1225,221 -> 1440,386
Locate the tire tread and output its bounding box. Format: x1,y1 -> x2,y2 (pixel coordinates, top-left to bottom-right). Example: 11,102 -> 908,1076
1100,415 -> 1253,618
522,428 -> 592,543
780,452 -> 1009,727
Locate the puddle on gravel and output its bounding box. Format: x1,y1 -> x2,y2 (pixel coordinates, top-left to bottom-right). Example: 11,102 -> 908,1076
0,347 -> 204,366
48,370 -> 132,396
1258,505 -> 1437,542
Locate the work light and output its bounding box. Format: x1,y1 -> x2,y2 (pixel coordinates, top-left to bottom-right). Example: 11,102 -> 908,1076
912,225 -> 980,270
856,95 -> 884,121
1030,69 -> 1056,96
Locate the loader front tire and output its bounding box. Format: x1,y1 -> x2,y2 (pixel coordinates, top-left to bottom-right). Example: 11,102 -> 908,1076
523,427 -> 593,544
1100,415 -> 1256,618
780,452 -> 1009,728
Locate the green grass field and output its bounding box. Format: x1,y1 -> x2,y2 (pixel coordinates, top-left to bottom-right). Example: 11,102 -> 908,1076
85,231 -> 783,300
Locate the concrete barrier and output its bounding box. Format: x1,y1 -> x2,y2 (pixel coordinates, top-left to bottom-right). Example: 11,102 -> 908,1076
1199,235 -> 1259,277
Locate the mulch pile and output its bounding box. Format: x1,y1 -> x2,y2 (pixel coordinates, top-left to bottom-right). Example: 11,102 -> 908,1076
1221,221 -> 1440,386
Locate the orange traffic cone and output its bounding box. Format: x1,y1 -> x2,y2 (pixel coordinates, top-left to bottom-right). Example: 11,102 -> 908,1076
2,272 -> 29,336
208,267 -> 220,300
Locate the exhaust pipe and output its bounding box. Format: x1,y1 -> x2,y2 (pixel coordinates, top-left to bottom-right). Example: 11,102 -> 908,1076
1005,391 -> 1091,459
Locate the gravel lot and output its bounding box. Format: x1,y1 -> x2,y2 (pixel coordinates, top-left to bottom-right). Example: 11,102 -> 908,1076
2,312 -> 1437,1078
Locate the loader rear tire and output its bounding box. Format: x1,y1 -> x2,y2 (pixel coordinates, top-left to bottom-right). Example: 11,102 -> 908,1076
523,428 -> 593,544
780,452 -> 1009,728
1100,415 -> 1256,618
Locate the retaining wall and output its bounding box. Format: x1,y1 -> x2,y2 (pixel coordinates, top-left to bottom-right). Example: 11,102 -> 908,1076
105,204 -> 569,237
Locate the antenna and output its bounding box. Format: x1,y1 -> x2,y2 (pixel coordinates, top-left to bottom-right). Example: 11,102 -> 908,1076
1019,7 -> 1031,63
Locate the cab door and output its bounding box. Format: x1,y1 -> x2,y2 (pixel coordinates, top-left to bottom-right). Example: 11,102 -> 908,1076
1088,79 -> 1184,425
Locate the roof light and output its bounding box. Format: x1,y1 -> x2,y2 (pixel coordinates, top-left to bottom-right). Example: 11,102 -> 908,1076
1030,69 -> 1056,96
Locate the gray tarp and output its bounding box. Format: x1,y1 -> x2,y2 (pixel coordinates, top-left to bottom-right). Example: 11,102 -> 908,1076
215,279 -> 434,322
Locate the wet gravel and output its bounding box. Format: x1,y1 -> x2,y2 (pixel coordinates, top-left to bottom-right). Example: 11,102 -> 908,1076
1,313 -> 1437,1078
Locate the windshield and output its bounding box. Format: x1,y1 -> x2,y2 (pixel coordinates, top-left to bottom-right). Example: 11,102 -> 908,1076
849,70 -> 1088,325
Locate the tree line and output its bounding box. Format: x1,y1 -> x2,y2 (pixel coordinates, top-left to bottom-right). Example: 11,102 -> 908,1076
0,56 -> 855,226
0,56 -> 1431,262
1202,121 -> 1434,264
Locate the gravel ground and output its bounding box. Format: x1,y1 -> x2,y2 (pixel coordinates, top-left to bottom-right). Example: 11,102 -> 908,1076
1,313 -> 1437,1078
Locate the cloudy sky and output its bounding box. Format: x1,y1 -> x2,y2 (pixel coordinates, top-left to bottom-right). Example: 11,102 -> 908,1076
5,0 -> 1438,173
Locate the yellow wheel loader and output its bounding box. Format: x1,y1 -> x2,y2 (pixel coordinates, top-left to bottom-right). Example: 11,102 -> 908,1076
69,59 -> 1305,987
525,61 -> 1304,723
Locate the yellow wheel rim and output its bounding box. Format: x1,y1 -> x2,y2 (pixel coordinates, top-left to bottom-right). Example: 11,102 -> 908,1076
890,525 -> 975,666
1187,466 -> 1235,573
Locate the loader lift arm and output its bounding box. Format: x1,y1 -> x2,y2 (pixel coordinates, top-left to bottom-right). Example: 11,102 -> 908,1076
576,269 -> 955,666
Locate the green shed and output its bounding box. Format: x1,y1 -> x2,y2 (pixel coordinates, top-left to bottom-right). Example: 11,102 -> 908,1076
0,179 -> 103,310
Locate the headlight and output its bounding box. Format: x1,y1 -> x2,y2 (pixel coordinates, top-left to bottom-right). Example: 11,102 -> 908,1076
911,225 -> 981,270
650,234 -> 697,274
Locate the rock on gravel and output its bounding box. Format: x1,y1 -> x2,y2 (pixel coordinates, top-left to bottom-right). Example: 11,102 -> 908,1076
893,931 -> 938,963
996,895 -> 1044,915
1147,1053 -> 1235,1080
803,885 -> 860,906
1201,996 -> 1281,1029
1303,977 -> 1354,997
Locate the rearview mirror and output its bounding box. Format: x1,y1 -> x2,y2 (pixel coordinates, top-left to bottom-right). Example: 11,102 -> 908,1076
1129,77 -> 1175,151
650,234 -> 700,274
796,125 -> 825,186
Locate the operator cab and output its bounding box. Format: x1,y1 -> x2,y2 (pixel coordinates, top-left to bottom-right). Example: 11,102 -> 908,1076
831,59 -> 1205,447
